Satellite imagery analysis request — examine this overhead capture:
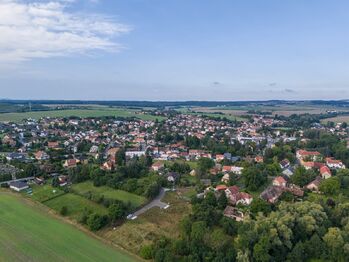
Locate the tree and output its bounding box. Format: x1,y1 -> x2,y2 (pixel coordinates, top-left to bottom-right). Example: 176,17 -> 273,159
87,213 -> 108,231
323,227 -> 345,260
108,203 -> 125,222
197,157 -> 214,176
242,166 -> 267,191
250,198 -> 272,216
291,166 -> 317,187
190,221 -> 207,241
217,192 -> 228,209
320,177 -> 340,195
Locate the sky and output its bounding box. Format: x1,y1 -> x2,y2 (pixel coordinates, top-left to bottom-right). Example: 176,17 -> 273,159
1,0 -> 349,101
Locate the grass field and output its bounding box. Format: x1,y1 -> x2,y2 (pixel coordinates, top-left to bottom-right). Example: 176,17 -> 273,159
71,181 -> 147,208
0,108 -> 165,122
321,115 -> 349,124
0,193 -> 137,262
99,191 -> 191,254
44,193 -> 108,220
29,183 -> 65,203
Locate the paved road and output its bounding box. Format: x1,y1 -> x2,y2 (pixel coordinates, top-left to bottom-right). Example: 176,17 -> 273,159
130,188 -> 169,218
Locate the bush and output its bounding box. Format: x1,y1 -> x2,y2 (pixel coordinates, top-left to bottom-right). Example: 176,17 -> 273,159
60,206 -> 68,216
87,213 -> 108,231
139,245 -> 154,260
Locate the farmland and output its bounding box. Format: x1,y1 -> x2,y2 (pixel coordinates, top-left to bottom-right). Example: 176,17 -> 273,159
71,181 -> 147,209
0,108 -> 165,122
321,115 -> 349,124
0,193 -> 138,262
181,104 -> 349,117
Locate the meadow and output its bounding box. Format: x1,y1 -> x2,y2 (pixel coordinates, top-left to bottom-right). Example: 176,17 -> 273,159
99,191 -> 191,254
0,193 -> 138,262
0,108 -> 165,122
71,181 -> 147,209
44,193 -> 108,220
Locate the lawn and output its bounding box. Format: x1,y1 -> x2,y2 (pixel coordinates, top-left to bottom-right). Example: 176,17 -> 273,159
0,108 -> 165,122
71,181 -> 147,208
99,191 -> 191,255
44,193 -> 108,220
29,183 -> 65,203
0,193 -> 138,262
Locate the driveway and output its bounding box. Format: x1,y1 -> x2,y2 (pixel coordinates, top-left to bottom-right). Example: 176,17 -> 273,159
129,188 -> 169,219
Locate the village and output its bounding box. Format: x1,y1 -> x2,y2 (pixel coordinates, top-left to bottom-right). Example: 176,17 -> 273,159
1,110 -> 349,226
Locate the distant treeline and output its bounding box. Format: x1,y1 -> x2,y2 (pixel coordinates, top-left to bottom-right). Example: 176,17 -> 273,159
1,99 -> 349,108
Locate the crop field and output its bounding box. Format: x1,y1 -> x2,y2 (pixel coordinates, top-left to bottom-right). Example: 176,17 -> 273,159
0,108 -> 165,122
321,115 -> 349,124
44,193 -> 108,220
0,193 -> 137,262
99,191 -> 191,254
182,105 -> 349,117
71,181 -> 147,208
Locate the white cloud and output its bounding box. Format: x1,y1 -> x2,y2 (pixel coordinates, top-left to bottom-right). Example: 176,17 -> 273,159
0,0 -> 131,63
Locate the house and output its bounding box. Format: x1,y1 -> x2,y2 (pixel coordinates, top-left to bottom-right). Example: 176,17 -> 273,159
255,156 -> 264,163
279,159 -> 290,169
225,186 -> 253,206
151,161 -> 164,172
282,168 -> 294,177
235,192 -> 253,205
221,173 -> 230,183
34,150 -> 50,161
58,175 -> 68,186
223,206 -> 244,221
63,159 -> 78,168
6,153 -> 27,162
101,161 -> 114,171
215,154 -> 225,162
320,166 -> 332,179
273,176 -> 287,187
9,181 -> 29,192
48,141 -> 60,149
34,177 -> 45,185
260,186 -> 284,204
306,176 -> 322,191
125,149 -> 146,158
325,157 -> 345,169
216,185 -> 228,191
296,150 -> 321,161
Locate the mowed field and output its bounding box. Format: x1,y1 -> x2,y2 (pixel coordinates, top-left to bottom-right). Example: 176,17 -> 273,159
71,181 -> 147,209
0,193 -> 138,262
44,193 -> 109,220
0,108 -> 165,122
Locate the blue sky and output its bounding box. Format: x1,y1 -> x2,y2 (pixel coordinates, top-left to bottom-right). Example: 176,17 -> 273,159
1,0 -> 349,100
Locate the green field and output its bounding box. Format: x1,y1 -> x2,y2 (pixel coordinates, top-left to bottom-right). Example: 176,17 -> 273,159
71,181 -> 147,208
29,183 -> 65,203
44,193 -> 108,220
0,108 -> 165,122
0,193 -> 137,262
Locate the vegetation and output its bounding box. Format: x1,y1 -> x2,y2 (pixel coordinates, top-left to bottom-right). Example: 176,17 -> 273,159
0,193 -> 137,261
